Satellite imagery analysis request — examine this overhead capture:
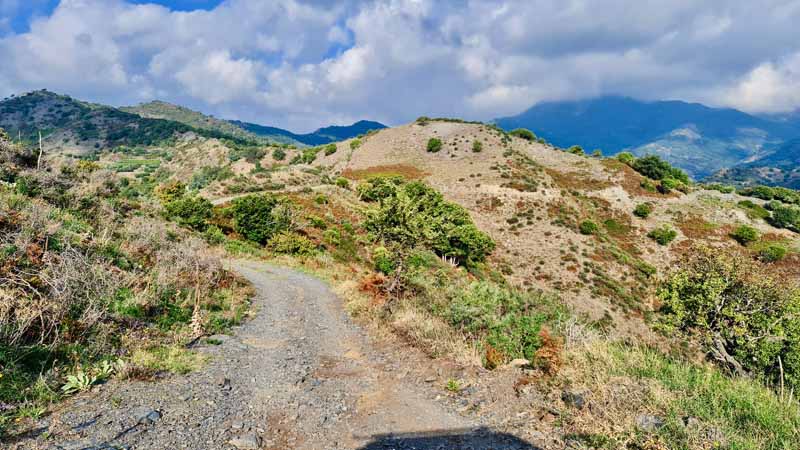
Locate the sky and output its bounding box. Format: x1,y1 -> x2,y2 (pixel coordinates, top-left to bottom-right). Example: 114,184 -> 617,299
1,0 -> 800,132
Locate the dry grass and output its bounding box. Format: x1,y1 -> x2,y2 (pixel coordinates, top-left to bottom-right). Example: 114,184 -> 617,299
341,164 -> 429,180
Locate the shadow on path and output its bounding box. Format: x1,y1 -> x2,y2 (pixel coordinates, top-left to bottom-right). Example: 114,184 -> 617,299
358,428 -> 541,450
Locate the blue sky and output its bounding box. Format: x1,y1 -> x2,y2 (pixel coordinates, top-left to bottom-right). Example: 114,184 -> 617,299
1,0 -> 800,132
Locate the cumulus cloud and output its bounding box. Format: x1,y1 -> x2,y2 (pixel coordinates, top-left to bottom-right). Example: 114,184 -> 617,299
0,0 -> 799,131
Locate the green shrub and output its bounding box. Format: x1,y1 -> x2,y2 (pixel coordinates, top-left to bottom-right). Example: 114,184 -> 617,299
163,196 -> 213,231
335,177 -> 349,189
324,143 -> 337,156
640,179 -> 656,192
426,138 -> 443,153
372,246 -> 396,274
567,145 -> 584,155
731,225 -> 759,245
272,148 -> 286,161
231,194 -> 293,244
356,175 -> 405,202
659,248 -> 800,390
307,215 -> 327,229
203,225 -> 226,245
591,149 -> 602,157
658,177 -> 680,193
707,183 -> 735,194
648,225 -> 677,245
416,116 -> 430,126
509,128 -> 536,141
770,205 -> 800,232
267,231 -> 316,256
759,244 -> 788,262
350,139 -> 362,150
364,181 -> 495,267
446,282 -> 565,361
632,155 -> 689,183
633,203 -> 653,218
579,220 -> 599,235
616,152 -> 635,165
737,200 -> 770,220
472,140 -> 483,153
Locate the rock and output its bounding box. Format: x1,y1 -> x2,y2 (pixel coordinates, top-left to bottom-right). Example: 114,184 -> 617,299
509,358 -> 531,368
561,390 -> 586,410
231,420 -> 245,430
636,414 -> 665,432
229,432 -> 261,449
216,377 -> 232,391
131,407 -> 161,425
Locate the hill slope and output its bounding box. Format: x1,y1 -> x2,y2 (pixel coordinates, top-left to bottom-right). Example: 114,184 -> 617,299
496,96 -> 800,180
0,90 -> 254,155
121,100 -> 269,144
710,138 -> 800,188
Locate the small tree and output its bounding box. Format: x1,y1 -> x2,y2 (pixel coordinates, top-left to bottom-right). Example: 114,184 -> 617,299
616,152 -> 636,165
324,143 -> 337,155
579,220 -> 598,235
567,145 -> 584,155
272,148 -> 286,161
472,140 -> 483,153
231,194 -> 294,244
426,138 -> 443,153
509,128 -> 536,141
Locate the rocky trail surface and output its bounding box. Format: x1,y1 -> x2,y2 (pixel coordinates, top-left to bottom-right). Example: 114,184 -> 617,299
10,261 -> 538,450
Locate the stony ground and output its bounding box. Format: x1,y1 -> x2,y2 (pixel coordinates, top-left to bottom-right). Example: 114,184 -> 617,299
9,261 -> 540,450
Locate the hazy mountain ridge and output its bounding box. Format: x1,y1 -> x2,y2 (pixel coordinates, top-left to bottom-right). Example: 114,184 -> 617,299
496,96 -> 800,183
231,119 -> 387,146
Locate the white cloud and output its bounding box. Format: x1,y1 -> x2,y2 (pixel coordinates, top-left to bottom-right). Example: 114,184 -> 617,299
1,0 -> 800,131
716,53 -> 800,113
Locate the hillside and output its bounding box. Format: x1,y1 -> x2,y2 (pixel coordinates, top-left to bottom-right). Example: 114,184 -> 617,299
121,100 -> 270,144
4,108 -> 800,449
710,139 -> 800,188
0,90 -> 256,156
495,96 -> 800,180
233,119 -> 386,146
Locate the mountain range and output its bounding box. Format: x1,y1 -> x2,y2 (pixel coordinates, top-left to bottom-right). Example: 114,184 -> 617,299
496,96 -> 800,184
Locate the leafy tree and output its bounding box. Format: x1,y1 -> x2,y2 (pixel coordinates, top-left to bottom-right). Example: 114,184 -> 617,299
633,155 -> 673,180
163,196 -> 213,231
357,175 -> 405,202
364,181 -> 495,267
659,247 -> 800,389
231,194 -> 294,244
509,128 -> 536,141
616,152 -> 636,165
426,138 -> 443,153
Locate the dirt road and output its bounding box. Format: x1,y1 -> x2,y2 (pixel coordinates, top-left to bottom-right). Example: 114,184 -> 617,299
11,261 -> 536,449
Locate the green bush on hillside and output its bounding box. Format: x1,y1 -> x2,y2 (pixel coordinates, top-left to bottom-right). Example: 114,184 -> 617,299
770,204 -> 800,232
163,195 -> 213,231
616,152 -> 635,165
648,225 -> 677,245
633,203 -> 653,218
579,220 -> 599,235
364,179 -> 495,268
659,247 -> 800,391
632,155 -> 689,183
509,128 -> 536,141
267,231 -> 316,256
426,138 -> 443,153
472,140 -> 483,153
731,225 -> 759,245
567,145 -> 584,155
759,244 -> 788,263
231,194 -> 294,244
272,148 -> 286,161
356,175 -> 405,202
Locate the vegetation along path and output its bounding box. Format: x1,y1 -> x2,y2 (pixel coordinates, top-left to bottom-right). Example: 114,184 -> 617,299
13,261 -> 536,450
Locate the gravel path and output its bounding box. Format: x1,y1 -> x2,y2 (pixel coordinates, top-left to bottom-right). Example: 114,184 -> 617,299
9,261 -> 538,450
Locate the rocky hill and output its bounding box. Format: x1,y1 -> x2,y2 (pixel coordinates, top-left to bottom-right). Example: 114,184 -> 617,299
232,119 -> 386,146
